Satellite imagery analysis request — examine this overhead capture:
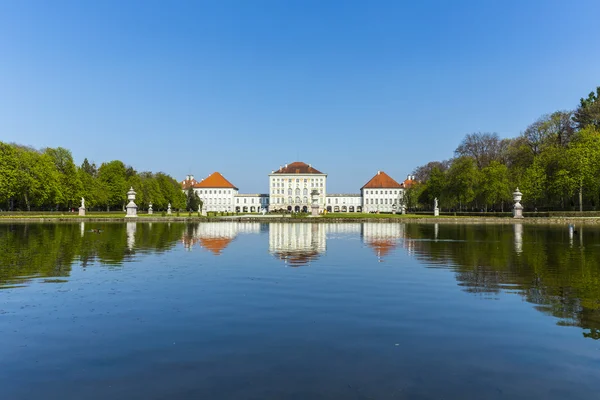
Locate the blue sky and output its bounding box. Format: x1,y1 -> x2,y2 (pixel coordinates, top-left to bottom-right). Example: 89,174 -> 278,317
1,0 -> 598,193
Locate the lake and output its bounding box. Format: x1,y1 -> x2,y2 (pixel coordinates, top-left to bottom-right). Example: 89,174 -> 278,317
1,221 -> 599,399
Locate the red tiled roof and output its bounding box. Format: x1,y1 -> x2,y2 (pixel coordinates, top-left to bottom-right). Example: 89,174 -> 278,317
361,171 -> 403,189
193,172 -> 238,189
199,237 -> 234,255
181,178 -> 198,190
365,239 -> 398,260
403,178 -> 416,188
273,162 -> 324,174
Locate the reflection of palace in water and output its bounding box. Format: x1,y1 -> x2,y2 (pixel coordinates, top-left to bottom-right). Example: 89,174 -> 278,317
181,222 -> 411,265
269,223 -> 327,266
181,222 -> 261,255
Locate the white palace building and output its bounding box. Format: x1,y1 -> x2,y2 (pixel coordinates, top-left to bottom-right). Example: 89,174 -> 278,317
181,161 -> 414,214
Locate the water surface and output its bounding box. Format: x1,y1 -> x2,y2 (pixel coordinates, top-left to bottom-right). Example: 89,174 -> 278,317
1,222 -> 599,399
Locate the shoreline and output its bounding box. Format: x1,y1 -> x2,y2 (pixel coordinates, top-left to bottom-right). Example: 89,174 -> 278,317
1,216 -> 600,225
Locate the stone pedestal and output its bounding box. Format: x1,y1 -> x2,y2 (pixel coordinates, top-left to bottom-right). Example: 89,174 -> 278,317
401,205 -> 406,215
310,189 -> 320,217
79,207 -> 86,216
311,204 -> 319,217
434,208 -> 439,217
513,188 -> 524,219
125,187 -> 138,218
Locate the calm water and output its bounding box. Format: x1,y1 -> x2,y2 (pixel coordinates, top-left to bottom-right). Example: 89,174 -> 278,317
1,221 -> 599,399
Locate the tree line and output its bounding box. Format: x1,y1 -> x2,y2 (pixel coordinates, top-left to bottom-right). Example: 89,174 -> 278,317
0,143 -> 186,211
404,86 -> 600,212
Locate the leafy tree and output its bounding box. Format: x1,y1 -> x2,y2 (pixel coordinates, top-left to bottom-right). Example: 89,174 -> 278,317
444,156 -> 479,211
521,157 -> 547,208
186,187 -> 202,211
455,132 -> 504,169
478,161 -> 511,211
98,160 -> 128,211
522,111 -> 575,156
573,86 -> 600,130
44,147 -> 82,210
0,142 -> 19,210
425,166 -> 446,205
80,158 -> 97,176
566,126 -> 600,211
14,147 -> 60,210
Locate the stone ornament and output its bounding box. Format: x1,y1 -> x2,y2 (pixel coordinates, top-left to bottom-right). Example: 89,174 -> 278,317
513,188 -> 524,219
125,187 -> 138,218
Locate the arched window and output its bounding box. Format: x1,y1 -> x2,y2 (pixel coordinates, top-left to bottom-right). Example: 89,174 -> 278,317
288,197 -> 292,204
288,188 -> 292,195
303,188 -> 308,196
296,197 -> 301,204
303,197 -> 307,204
295,188 -> 300,196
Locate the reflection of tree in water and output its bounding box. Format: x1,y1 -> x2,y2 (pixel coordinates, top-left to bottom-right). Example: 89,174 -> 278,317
0,223 -> 185,288
403,223 -> 600,339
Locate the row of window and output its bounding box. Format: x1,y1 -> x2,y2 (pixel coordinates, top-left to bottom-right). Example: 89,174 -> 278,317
270,197 -> 310,204
364,190 -> 400,195
272,178 -> 324,183
202,198 -> 269,204
327,198 -> 360,204
368,198 -> 396,205
197,189 -> 233,195
272,188 -> 316,196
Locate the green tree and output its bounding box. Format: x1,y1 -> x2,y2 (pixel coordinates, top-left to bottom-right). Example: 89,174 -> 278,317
444,156 -> 479,211
566,126 -> 600,211
156,172 -> 186,210
44,147 -> 82,210
98,160 -> 128,211
0,142 -> 19,210
521,157 -> 548,208
573,86 -> 600,130
186,187 -> 202,211
14,147 -> 60,210
478,161 -> 511,211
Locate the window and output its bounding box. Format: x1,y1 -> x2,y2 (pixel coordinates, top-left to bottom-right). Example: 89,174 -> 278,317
296,197 -> 301,204
335,198 -> 338,204
288,188 -> 292,195
244,198 -> 247,203
296,179 -> 299,183
375,199 -> 378,204
236,198 -> 239,203
385,199 -> 388,204
295,188 -> 300,196
288,197 -> 292,204
328,199 -> 331,204
303,188 -> 308,196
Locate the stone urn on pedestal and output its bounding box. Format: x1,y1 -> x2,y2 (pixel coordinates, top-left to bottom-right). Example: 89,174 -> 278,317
310,190 -> 320,217
148,203 -> 153,215
125,187 -> 138,218
513,188 -> 524,219
167,203 -> 172,215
